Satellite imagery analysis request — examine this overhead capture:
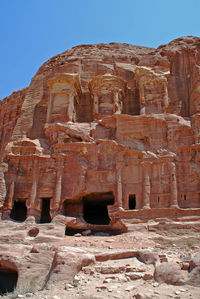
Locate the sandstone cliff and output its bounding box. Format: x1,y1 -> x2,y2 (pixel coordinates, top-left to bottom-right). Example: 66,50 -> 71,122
1,36 -> 200,230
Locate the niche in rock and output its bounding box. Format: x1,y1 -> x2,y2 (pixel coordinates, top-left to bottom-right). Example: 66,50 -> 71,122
83,192 -> 114,225
0,261 -> 18,295
10,200 -> 27,222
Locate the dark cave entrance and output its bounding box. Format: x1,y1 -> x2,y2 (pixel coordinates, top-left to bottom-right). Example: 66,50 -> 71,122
0,263 -> 18,295
129,194 -> 136,210
65,227 -> 86,236
83,192 -> 114,225
10,200 -> 27,222
40,198 -> 51,223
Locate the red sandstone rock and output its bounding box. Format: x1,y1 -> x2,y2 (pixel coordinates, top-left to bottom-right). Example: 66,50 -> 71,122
47,247 -> 96,285
1,36 -> 200,230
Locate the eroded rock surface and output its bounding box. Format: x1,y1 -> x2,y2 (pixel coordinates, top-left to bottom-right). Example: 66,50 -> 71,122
1,36 -> 200,227
0,219 -> 199,297
1,36 -> 200,297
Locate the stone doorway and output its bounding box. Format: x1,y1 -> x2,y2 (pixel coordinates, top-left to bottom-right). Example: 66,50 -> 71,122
83,192 -> 114,225
129,194 -> 136,210
0,262 -> 18,295
40,198 -> 51,223
10,200 -> 27,222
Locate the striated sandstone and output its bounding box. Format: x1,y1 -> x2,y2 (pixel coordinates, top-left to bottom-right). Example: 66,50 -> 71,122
1,37 -> 200,229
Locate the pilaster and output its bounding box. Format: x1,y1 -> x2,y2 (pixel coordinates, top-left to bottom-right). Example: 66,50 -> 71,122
168,161 -> 178,208
115,161 -> 123,208
27,162 -> 39,218
142,162 -> 151,209
46,92 -> 53,123
51,166 -> 63,217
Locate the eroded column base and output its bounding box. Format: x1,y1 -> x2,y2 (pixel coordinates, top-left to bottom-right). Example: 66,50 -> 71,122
142,205 -> 150,210
1,209 -> 11,220
27,208 -> 41,223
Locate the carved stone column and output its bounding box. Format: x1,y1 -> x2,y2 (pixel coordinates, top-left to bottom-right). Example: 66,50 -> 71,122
46,92 -> 53,123
7,181 -> 15,210
2,181 -> 15,220
113,92 -> 122,114
139,83 -> 146,115
115,161 -> 123,208
164,84 -> 169,109
51,166 -> 63,218
142,162 -> 151,209
67,92 -> 76,122
168,161 -> 178,208
27,163 -> 40,220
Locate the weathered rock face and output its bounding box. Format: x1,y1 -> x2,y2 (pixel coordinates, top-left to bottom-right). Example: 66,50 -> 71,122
1,36 -> 200,228
154,262 -> 186,285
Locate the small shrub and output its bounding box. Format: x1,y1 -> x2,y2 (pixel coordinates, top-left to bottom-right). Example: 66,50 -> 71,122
10,281 -> 38,297
186,240 -> 193,248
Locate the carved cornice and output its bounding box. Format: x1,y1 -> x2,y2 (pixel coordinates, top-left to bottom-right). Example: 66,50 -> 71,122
47,73 -> 81,95
88,74 -> 127,94
135,66 -> 170,81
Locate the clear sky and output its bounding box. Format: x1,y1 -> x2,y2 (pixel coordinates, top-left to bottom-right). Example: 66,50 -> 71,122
0,0 -> 200,99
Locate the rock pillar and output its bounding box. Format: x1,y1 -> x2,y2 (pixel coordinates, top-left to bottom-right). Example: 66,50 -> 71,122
115,161 -> 123,208
168,161 -> 178,208
113,92 -> 122,114
142,163 -> 151,209
46,92 -> 53,123
164,84 -> 169,109
139,83 -> 146,115
51,166 -> 63,217
27,164 -> 40,221
2,181 -> 15,219
7,181 -> 15,210
67,93 -> 76,122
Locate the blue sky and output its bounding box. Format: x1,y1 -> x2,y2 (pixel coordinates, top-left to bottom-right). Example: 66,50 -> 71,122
0,0 -> 200,99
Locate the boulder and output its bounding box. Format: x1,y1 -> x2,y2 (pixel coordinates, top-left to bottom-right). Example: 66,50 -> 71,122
188,266 -> 200,285
154,262 -> 186,285
188,252 -> 200,272
138,250 -> 160,265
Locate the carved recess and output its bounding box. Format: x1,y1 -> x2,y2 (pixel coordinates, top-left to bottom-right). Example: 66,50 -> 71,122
2,39 -> 200,224
88,74 -> 127,120
46,73 -> 81,123
136,67 -> 169,115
